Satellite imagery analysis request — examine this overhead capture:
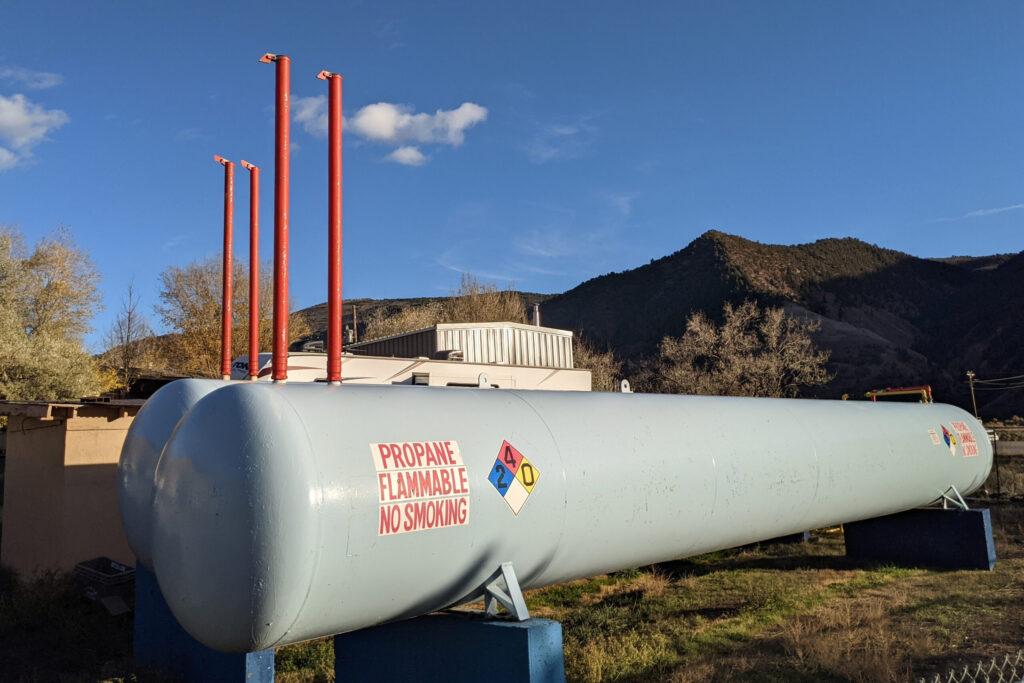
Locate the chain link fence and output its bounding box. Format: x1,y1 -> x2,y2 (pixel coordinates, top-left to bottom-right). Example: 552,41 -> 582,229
919,650 -> 1024,683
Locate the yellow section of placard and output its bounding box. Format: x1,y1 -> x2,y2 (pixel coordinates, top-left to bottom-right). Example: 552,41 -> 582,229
515,458 -> 540,493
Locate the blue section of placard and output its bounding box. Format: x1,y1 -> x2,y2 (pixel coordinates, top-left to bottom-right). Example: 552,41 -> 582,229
488,460 -> 512,496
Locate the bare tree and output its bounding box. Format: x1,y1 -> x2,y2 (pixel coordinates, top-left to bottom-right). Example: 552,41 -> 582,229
648,301 -> 832,398
574,337 -> 622,392
362,301 -> 444,340
104,281 -> 154,388
363,274 -> 527,340
442,274 -> 528,326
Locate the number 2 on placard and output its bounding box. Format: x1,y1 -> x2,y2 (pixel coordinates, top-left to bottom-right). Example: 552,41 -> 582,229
494,464 -> 509,490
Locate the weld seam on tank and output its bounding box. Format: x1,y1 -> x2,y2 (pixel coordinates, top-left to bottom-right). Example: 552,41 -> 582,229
783,401 -> 820,534
267,389 -> 326,649
509,389 -> 570,584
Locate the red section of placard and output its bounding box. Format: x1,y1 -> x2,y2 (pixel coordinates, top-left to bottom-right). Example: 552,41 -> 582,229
497,440 -> 524,475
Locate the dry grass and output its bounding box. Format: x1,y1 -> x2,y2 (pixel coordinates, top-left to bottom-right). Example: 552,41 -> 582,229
777,594 -> 926,682
986,455 -> 1024,497
521,503 -> 1024,682
1,502 -> 1021,682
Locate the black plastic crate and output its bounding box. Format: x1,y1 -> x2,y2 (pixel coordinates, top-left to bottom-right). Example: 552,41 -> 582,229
74,556 -> 135,586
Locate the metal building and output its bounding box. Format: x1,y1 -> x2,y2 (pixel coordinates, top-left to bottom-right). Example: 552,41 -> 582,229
345,322 -> 576,369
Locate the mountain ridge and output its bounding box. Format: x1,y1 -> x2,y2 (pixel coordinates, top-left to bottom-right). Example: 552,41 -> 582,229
296,232 -> 1023,415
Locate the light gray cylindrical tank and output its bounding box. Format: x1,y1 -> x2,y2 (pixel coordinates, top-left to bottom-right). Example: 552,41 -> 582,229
148,383 -> 991,652
117,378 -> 228,569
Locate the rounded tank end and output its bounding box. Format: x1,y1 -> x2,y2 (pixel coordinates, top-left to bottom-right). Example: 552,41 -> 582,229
151,383 -> 320,652
118,379 -> 229,569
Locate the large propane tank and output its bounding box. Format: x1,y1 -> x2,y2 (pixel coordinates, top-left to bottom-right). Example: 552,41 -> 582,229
117,379 -> 228,568
141,382 -> 991,652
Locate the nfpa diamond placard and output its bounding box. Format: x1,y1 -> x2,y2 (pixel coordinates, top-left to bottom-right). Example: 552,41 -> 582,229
488,440 -> 539,515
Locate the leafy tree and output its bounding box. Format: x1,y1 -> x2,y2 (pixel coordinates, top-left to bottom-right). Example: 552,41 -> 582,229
155,257 -> 310,377
363,274 -> 527,340
0,226 -> 104,401
648,301 -> 831,398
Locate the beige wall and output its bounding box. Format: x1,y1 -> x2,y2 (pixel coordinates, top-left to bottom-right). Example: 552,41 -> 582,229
237,353 -> 594,391
1,408 -> 135,576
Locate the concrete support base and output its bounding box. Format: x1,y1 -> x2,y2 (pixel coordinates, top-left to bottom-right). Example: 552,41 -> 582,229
134,566 -> 275,681
334,613 -> 566,683
844,507 -> 996,570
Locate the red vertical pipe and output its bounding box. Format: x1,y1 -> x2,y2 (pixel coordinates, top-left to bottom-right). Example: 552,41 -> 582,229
241,161 -> 260,380
261,53 -> 290,381
214,155 -> 234,380
318,70 -> 343,384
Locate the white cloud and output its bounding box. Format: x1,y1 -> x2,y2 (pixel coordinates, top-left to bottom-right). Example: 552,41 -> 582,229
935,203 -> 1024,222
350,102 -> 487,146
387,146 -> 427,166
525,120 -> 596,164
293,97 -> 487,166
0,146 -> 17,171
0,93 -> 69,172
607,192 -> 638,217
963,203 -> 1024,218
293,95 -> 328,137
514,229 -> 577,259
0,66 -> 63,90
175,127 -> 204,141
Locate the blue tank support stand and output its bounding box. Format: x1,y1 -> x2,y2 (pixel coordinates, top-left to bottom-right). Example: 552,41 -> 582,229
133,565 -> 275,682
133,561 -> 564,682
844,506 -> 996,570
333,562 -> 565,683
334,613 -> 566,683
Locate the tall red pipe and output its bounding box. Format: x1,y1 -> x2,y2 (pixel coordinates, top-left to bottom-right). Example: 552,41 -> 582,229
214,155 -> 234,380
241,160 -> 260,380
318,70 -> 343,384
261,53 -> 290,381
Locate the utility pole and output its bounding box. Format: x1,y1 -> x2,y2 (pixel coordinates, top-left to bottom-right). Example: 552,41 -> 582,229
966,370 -> 979,418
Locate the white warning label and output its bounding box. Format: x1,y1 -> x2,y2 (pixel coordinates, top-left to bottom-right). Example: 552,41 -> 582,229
371,441 -> 470,536
950,421 -> 980,458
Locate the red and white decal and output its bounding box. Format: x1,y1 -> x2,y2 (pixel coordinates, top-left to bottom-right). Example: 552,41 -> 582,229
927,428 -> 941,446
950,421 -> 980,458
371,441 -> 470,536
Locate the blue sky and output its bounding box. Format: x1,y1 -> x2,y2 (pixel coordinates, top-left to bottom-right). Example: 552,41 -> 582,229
1,2 -> 1022,349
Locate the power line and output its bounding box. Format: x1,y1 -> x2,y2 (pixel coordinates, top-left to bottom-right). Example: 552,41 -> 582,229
972,373 -> 1024,385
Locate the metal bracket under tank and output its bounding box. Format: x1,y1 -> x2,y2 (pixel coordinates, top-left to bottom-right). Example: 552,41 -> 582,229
482,562 -> 530,621
938,484 -> 970,511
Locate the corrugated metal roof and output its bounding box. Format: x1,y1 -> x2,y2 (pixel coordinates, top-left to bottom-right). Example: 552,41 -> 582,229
346,322 -> 575,369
